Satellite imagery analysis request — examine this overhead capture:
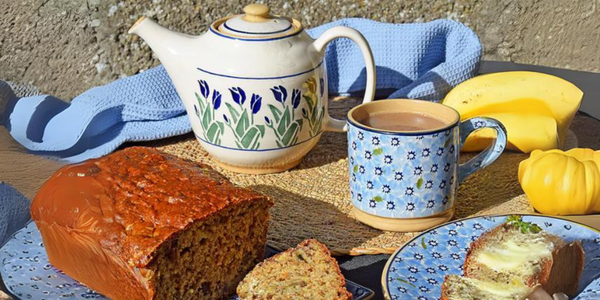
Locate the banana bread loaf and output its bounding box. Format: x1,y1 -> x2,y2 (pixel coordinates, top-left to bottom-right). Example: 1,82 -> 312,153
31,147 -> 273,300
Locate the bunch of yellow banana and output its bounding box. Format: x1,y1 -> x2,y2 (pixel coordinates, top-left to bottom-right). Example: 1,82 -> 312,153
443,71 -> 583,153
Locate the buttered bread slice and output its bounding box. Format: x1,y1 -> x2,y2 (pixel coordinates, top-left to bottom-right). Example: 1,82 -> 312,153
442,216 -> 585,300
463,216 -> 584,297
441,275 -> 534,300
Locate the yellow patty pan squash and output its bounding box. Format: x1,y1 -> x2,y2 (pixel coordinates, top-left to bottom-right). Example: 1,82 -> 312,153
518,148 -> 600,215
443,71 -> 583,152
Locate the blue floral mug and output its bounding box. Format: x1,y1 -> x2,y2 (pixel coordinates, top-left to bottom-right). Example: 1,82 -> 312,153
347,99 -> 507,232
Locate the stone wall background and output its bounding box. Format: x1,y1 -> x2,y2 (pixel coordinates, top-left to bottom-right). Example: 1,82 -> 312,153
1,0 -> 598,99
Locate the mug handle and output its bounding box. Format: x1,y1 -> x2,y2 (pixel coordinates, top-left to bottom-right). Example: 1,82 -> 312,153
458,117 -> 508,183
311,27 -> 376,132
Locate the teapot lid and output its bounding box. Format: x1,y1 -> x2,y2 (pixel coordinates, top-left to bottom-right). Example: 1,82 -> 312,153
216,4 -> 300,38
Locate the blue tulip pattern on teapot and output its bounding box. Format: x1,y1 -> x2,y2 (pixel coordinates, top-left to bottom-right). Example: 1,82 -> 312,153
193,76 -> 326,150
266,85 -> 304,147
194,80 -> 226,145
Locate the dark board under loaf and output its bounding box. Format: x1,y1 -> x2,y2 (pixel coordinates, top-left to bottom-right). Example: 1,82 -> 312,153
31,147 -> 273,299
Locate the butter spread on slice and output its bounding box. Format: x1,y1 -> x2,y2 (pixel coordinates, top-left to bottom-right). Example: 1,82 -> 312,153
475,239 -> 552,272
468,277 -> 532,297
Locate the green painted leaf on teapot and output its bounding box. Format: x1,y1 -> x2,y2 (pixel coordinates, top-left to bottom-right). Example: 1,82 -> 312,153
206,122 -> 223,143
268,104 -> 282,123
202,106 -> 211,130
281,121 -> 301,146
235,110 -> 250,138
256,124 -> 265,137
303,95 -> 314,111
225,102 -> 241,124
277,108 -> 292,136
241,126 -> 262,149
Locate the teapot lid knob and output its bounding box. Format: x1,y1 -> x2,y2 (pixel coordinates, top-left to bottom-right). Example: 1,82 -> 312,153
218,3 -> 298,37
242,3 -> 272,22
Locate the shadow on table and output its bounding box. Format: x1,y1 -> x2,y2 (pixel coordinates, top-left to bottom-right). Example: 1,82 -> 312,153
454,151 -> 531,218
292,95 -> 358,170
248,184 -> 382,255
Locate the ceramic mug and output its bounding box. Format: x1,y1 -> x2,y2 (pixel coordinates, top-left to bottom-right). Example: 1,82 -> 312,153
346,99 -> 507,232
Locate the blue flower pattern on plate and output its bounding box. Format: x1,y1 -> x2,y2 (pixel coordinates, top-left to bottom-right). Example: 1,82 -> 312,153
0,222 -> 106,299
385,215 -> 600,300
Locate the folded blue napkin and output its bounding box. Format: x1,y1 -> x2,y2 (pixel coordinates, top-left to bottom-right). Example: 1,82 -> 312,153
0,18 -> 481,162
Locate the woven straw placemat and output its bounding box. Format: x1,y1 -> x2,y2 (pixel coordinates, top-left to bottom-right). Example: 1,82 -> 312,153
145,97 -> 581,255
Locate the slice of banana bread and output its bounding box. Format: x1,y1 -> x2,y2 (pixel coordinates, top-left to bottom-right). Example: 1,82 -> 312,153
237,239 -> 352,300
31,147 -> 273,300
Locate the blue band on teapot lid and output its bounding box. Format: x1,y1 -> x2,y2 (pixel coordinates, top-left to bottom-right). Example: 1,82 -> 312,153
217,4 -> 298,38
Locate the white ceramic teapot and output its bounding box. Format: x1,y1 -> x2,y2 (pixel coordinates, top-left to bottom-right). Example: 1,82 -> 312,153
129,3 -> 375,174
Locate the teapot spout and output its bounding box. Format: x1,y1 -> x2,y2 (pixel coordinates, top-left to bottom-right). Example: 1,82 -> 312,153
128,17 -> 196,71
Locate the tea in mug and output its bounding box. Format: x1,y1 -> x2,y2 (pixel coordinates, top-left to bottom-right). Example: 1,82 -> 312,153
359,111 -> 448,132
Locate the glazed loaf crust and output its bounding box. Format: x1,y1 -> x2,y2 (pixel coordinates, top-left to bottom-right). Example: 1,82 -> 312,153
31,147 -> 272,299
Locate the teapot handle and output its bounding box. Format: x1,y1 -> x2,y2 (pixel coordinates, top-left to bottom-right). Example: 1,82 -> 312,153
311,27 -> 376,132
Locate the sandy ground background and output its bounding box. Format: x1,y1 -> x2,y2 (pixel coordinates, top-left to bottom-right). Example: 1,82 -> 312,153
1,0 -> 599,100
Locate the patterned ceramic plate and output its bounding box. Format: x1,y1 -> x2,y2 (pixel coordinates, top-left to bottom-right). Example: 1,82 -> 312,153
1,222 -> 374,300
382,214 -> 600,300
